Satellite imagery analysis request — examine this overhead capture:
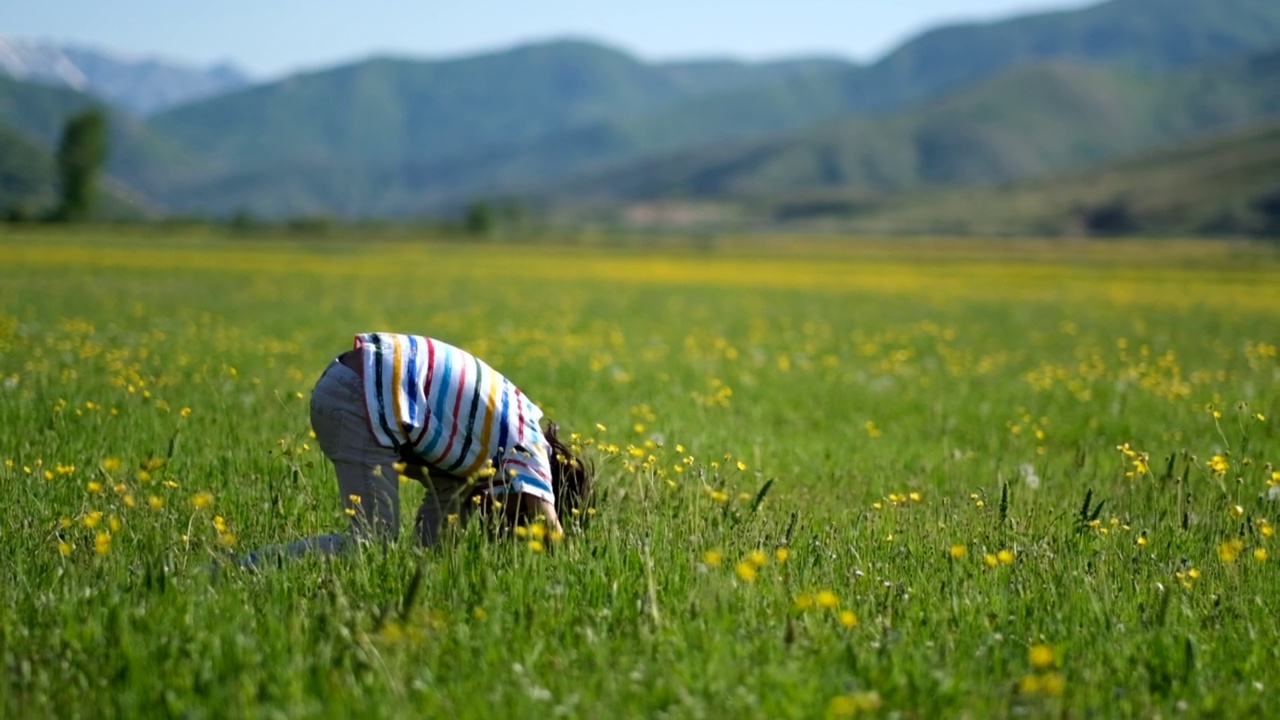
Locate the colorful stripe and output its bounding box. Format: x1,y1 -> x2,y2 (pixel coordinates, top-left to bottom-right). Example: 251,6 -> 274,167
353,333 -> 554,504
445,356 -> 485,474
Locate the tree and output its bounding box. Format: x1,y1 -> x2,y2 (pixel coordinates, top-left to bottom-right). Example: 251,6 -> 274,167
465,199 -> 494,236
55,109 -> 109,221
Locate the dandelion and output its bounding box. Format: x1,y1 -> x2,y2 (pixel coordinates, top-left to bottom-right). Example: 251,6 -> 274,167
528,540 -> 544,553
816,590 -> 839,609
1029,644 -> 1055,670
827,691 -> 881,717
83,511 -> 103,528
148,495 -> 165,510
86,481 -> 103,493
984,553 -> 999,568
94,531 -> 111,556
101,457 -> 122,473
998,549 -> 1016,565
709,490 -> 728,504
775,547 -> 790,563
1255,548 -> 1269,562
949,544 -> 967,560
734,561 -> 757,583
746,549 -> 768,568
838,610 -> 858,628
179,407 -> 191,418
1218,539 -> 1244,563
1020,672 -> 1065,696
793,593 -> 814,611
58,540 -> 73,557
191,491 -> 214,509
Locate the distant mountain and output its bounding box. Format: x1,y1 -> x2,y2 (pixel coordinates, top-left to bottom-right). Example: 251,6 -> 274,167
144,0 -> 1280,217
149,40 -> 851,171
776,121 -> 1280,237
843,0 -> 1280,113
0,36 -> 251,115
554,50 -> 1280,203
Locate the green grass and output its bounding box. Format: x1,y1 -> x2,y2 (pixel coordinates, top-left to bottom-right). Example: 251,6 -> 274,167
2,229 -> 1278,717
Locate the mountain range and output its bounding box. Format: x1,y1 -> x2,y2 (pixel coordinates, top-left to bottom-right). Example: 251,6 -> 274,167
0,36 -> 250,115
2,0 -> 1280,232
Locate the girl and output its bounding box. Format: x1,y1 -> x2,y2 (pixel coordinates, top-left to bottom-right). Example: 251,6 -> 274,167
240,332 -> 591,567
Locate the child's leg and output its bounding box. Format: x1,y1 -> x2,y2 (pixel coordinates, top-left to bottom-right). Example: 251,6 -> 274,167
311,358 -> 402,542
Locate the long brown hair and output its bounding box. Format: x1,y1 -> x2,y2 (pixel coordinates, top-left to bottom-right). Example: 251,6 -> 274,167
544,422 -> 592,522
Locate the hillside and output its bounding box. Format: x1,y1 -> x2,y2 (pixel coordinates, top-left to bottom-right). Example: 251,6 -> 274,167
555,50 -> 1280,203
815,121 -> 1280,236
0,122 -> 55,214
149,41 -> 850,171
0,74 -> 209,196
848,0 -> 1280,112
0,118 -> 160,219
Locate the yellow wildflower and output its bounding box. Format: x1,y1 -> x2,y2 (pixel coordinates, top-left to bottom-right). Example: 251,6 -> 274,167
94,531 -> 111,556
1029,644 -> 1055,670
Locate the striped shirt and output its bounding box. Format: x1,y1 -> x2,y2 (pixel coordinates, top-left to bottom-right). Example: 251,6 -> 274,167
354,332 -> 555,504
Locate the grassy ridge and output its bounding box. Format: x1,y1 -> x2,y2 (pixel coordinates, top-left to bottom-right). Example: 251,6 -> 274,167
566,51 -> 1280,204
1,230 -> 1278,716
813,121 -> 1280,236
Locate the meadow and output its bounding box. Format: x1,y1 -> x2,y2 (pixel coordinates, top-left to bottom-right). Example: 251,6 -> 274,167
1,227 -> 1277,718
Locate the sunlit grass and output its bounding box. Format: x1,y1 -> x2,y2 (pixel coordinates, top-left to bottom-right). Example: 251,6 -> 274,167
1,228 -> 1277,717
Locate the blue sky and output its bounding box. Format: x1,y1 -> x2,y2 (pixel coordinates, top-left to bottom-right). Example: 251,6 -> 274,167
3,0 -> 1096,78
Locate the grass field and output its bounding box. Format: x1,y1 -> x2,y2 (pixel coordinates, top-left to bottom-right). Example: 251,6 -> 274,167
2,228 -> 1278,718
